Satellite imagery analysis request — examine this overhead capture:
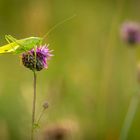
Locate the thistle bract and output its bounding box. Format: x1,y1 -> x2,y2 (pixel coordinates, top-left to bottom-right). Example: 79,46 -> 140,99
22,45 -> 52,71
120,22 -> 140,45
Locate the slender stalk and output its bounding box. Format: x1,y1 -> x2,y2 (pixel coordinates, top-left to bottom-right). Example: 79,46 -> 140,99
119,44 -> 137,140
31,71 -> 37,140
37,108 -> 46,125
120,94 -> 139,140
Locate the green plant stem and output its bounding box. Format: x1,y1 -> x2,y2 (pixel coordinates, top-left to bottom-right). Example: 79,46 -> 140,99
31,71 -> 37,140
37,108 -> 46,125
120,94 -> 139,140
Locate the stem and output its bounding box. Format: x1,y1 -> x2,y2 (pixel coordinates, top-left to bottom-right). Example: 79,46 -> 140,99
37,108 -> 46,125
31,71 -> 37,140
120,94 -> 139,140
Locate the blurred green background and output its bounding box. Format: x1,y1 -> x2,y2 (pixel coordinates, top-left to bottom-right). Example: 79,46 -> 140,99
0,0 -> 140,139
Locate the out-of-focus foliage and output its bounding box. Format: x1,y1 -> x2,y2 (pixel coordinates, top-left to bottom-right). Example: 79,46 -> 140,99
0,0 -> 140,140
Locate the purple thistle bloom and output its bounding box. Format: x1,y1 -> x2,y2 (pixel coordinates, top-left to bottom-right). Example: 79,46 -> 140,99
120,22 -> 140,45
22,45 -> 53,71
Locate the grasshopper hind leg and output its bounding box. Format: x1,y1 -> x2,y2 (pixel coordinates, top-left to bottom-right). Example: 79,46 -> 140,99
5,35 -> 17,52
5,35 -> 28,53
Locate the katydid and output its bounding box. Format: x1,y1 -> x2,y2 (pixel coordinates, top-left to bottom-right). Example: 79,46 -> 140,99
0,15 -> 76,54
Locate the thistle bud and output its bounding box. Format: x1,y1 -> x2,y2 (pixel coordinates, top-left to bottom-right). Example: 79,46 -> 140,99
43,101 -> 49,109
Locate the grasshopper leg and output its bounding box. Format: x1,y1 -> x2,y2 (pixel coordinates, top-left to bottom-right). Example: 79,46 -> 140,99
6,35 -> 28,52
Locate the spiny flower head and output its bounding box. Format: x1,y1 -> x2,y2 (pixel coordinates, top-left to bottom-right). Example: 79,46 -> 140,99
22,45 -> 53,71
120,22 -> 140,45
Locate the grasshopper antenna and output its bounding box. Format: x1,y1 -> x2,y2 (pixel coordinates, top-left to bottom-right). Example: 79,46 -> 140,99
42,14 -> 76,41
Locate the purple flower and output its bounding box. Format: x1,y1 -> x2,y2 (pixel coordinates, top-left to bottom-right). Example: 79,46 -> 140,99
22,45 -> 53,71
120,22 -> 140,45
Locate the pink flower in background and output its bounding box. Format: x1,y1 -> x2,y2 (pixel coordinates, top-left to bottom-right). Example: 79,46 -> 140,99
120,22 -> 140,45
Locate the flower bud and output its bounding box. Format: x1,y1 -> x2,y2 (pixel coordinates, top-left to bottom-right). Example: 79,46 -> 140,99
43,101 -> 49,109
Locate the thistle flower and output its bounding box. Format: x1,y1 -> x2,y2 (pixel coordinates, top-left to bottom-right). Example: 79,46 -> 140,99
43,120 -> 79,140
22,45 -> 53,71
44,124 -> 69,140
120,22 -> 140,45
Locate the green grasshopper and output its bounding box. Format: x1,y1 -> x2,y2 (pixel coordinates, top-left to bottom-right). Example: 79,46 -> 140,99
0,35 -> 42,54
0,15 -> 75,54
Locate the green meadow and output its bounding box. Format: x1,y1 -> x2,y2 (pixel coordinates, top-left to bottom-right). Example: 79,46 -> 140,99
0,0 -> 140,139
